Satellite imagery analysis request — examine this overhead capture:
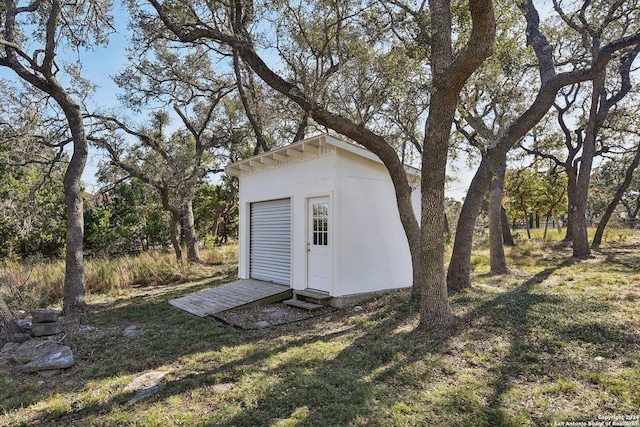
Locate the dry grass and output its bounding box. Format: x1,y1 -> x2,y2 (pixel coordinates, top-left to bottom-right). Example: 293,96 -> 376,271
0,243 -> 238,313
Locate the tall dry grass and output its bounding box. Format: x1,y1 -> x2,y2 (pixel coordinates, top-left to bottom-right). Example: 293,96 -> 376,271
0,243 -> 238,314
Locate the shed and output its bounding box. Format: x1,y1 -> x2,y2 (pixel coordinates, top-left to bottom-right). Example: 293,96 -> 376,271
225,133 -> 419,306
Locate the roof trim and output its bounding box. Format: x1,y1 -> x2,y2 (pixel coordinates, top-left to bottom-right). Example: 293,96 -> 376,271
225,133 -> 420,177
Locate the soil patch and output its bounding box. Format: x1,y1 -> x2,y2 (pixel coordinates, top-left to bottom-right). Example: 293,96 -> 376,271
210,302 -> 339,330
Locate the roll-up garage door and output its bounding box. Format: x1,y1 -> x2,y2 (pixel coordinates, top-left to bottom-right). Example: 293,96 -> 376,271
250,198 -> 292,285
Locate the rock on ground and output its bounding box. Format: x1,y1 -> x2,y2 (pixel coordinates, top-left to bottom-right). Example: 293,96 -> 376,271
12,340 -> 60,364
124,371 -> 168,404
0,342 -> 20,363
123,325 -> 142,337
20,345 -> 75,373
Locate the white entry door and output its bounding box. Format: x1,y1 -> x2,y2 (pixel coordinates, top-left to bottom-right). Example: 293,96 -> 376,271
307,197 -> 331,293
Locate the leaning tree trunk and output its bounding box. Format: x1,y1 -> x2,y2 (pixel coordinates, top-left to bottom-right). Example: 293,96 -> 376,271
182,200 -> 200,263
501,206 -> 515,246
211,181 -> 238,244
543,214 -> 550,240
592,142 -> 640,248
447,159 -> 493,292
169,210 -> 183,263
160,188 -> 183,263
525,209 -> 532,239
489,161 -> 508,274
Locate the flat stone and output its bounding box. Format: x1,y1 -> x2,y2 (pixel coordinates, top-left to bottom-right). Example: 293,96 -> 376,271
125,371 -> 168,404
123,325 -> 141,337
128,383 -> 165,404
211,383 -> 234,393
21,345 -> 75,373
31,322 -> 62,337
79,325 -> 97,332
124,371 -> 168,392
13,340 -> 60,364
31,309 -> 61,324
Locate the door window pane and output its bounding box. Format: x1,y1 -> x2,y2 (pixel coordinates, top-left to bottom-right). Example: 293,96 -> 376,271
312,202 -> 328,246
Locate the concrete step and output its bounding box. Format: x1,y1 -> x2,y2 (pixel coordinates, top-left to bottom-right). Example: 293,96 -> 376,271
293,289 -> 332,306
283,299 -> 323,311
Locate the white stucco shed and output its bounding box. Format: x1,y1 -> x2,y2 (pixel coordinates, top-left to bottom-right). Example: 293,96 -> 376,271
225,133 -> 419,304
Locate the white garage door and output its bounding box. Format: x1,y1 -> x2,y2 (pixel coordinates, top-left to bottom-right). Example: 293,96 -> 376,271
250,199 -> 292,285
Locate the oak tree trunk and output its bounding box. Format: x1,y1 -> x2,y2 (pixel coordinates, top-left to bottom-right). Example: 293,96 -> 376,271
169,210 -> 183,263
0,295 -> 15,339
160,187 -> 183,263
570,72 -> 605,258
416,0 -> 494,327
420,90 -> 455,326
447,164 -> 489,292
1,0 -> 89,316
489,161 -> 508,274
543,215 -> 550,240
211,181 -> 238,244
501,206 -> 515,246
60,100 -> 88,315
183,200 -> 200,263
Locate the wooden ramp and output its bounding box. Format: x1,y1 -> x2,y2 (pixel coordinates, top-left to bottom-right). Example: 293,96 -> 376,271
169,279 -> 292,317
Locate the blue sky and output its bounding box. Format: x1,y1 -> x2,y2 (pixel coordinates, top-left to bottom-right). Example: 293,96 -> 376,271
77,5 -> 131,192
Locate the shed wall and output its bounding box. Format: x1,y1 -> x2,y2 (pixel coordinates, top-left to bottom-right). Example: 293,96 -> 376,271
237,152 -> 338,290
335,150 -> 413,296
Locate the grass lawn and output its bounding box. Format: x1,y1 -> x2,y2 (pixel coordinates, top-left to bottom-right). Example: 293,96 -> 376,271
1,237 -> 640,426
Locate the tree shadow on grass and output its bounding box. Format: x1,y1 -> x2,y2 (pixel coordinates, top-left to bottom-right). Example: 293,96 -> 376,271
594,243 -> 640,275
9,257 -> 640,426
449,262 -> 639,425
